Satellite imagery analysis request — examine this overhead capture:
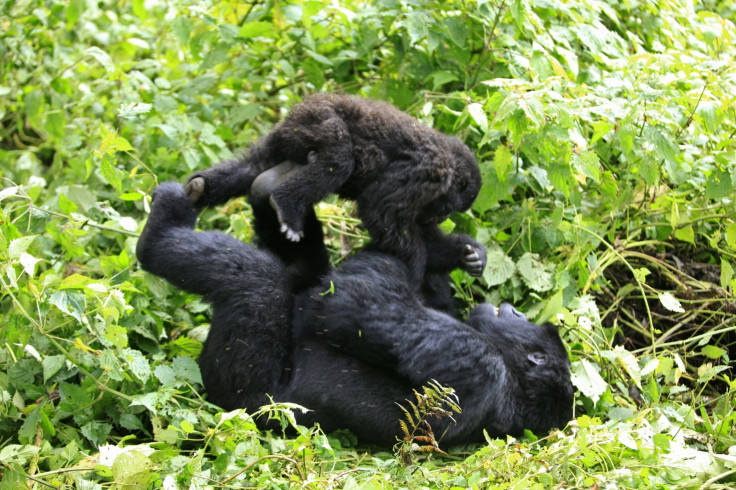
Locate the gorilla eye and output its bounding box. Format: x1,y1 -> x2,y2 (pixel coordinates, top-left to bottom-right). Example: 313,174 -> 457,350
527,352 -> 547,366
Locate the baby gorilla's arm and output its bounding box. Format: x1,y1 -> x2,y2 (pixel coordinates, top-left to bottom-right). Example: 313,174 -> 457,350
423,225 -> 487,277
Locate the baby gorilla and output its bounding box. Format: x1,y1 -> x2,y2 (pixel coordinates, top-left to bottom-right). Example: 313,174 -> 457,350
136,182 -> 574,445
185,94 -> 485,285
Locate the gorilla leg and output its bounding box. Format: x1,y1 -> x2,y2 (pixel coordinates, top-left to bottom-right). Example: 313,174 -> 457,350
136,183 -> 293,411
420,272 -> 456,315
249,162 -> 331,292
137,182 -> 281,299
265,112 -> 356,241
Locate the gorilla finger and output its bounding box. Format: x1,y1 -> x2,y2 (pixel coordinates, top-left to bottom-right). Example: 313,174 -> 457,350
467,265 -> 483,277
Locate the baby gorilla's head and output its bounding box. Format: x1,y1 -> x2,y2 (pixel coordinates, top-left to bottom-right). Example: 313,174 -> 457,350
418,137 -> 480,225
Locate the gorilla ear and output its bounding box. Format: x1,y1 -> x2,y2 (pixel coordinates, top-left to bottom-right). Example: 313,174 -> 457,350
527,352 -> 547,366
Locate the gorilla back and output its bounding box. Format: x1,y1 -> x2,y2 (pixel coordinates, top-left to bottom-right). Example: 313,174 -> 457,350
137,183 -> 573,446
186,94 -> 483,285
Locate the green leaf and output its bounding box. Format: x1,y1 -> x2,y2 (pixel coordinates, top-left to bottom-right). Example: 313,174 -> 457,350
230,103 -> 261,126
59,193 -> 78,214
199,43 -> 231,71
81,421 -> 113,447
590,120 -> 612,144
618,125 -> 634,157
182,148 -> 201,171
493,145 -> 513,183
444,16 -> 467,47
66,0 -> 84,26
24,92 -> 44,127
100,349 -> 124,381
172,356 -> 203,385
428,71 -> 459,90
154,365 -> 177,386
648,127 -> 678,166
510,0 -> 525,32
571,149 -> 601,183
570,359 -> 607,404
674,225 -> 695,244
180,420 -> 194,434
49,291 -> 86,323
638,159 -> 659,186
0,445 -> 41,465
517,253 -> 555,292
8,236 -> 36,260
726,224 -> 736,249
600,170 -> 618,201
536,289 -> 563,325
705,170 -> 732,200
114,136 -> 133,151
121,348 -> 151,383
85,47 -> 114,73
548,163 -> 572,197
467,103 -> 488,132
700,345 -> 725,360
696,100 -> 721,132
240,21 -> 273,38
119,192 -> 143,201
659,292 -> 685,313
405,11 -> 428,44
43,355 -> 67,382
721,259 -> 733,289
100,157 -> 123,192
172,17 -> 193,45
45,111 -> 65,139
482,249 -> 515,287
105,323 -> 128,349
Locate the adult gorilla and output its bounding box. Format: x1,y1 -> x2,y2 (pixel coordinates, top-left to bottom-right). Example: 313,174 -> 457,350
136,182 -> 573,445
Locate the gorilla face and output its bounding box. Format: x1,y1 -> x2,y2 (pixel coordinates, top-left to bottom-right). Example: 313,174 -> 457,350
418,139 -> 481,226
467,303 -> 574,433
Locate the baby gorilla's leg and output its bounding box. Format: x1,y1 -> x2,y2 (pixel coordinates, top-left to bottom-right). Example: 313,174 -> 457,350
267,114 -> 355,242
250,161 -> 300,205
250,161 -> 330,291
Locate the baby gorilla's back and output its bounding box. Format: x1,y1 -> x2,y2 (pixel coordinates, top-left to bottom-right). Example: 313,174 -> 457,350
186,94 -> 484,285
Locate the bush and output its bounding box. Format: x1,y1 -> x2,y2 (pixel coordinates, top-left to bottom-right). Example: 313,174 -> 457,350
1,0 -> 734,487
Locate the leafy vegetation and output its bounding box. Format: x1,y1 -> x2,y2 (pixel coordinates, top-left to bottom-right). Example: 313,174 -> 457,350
1,0 -> 735,487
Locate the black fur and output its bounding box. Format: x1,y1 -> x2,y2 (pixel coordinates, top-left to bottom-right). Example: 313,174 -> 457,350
136,183 -> 574,445
186,94 -> 485,285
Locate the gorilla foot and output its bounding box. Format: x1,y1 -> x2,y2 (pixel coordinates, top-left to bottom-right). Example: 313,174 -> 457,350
184,176 -> 205,204
269,195 -> 305,242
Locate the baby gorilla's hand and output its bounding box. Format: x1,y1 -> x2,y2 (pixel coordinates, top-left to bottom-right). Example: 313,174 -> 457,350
461,243 -> 486,277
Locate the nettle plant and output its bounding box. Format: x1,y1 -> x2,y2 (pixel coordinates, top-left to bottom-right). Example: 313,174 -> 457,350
0,0 -> 734,487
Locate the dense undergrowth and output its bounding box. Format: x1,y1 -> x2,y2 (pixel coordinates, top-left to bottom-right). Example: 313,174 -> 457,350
1,0 -> 735,488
